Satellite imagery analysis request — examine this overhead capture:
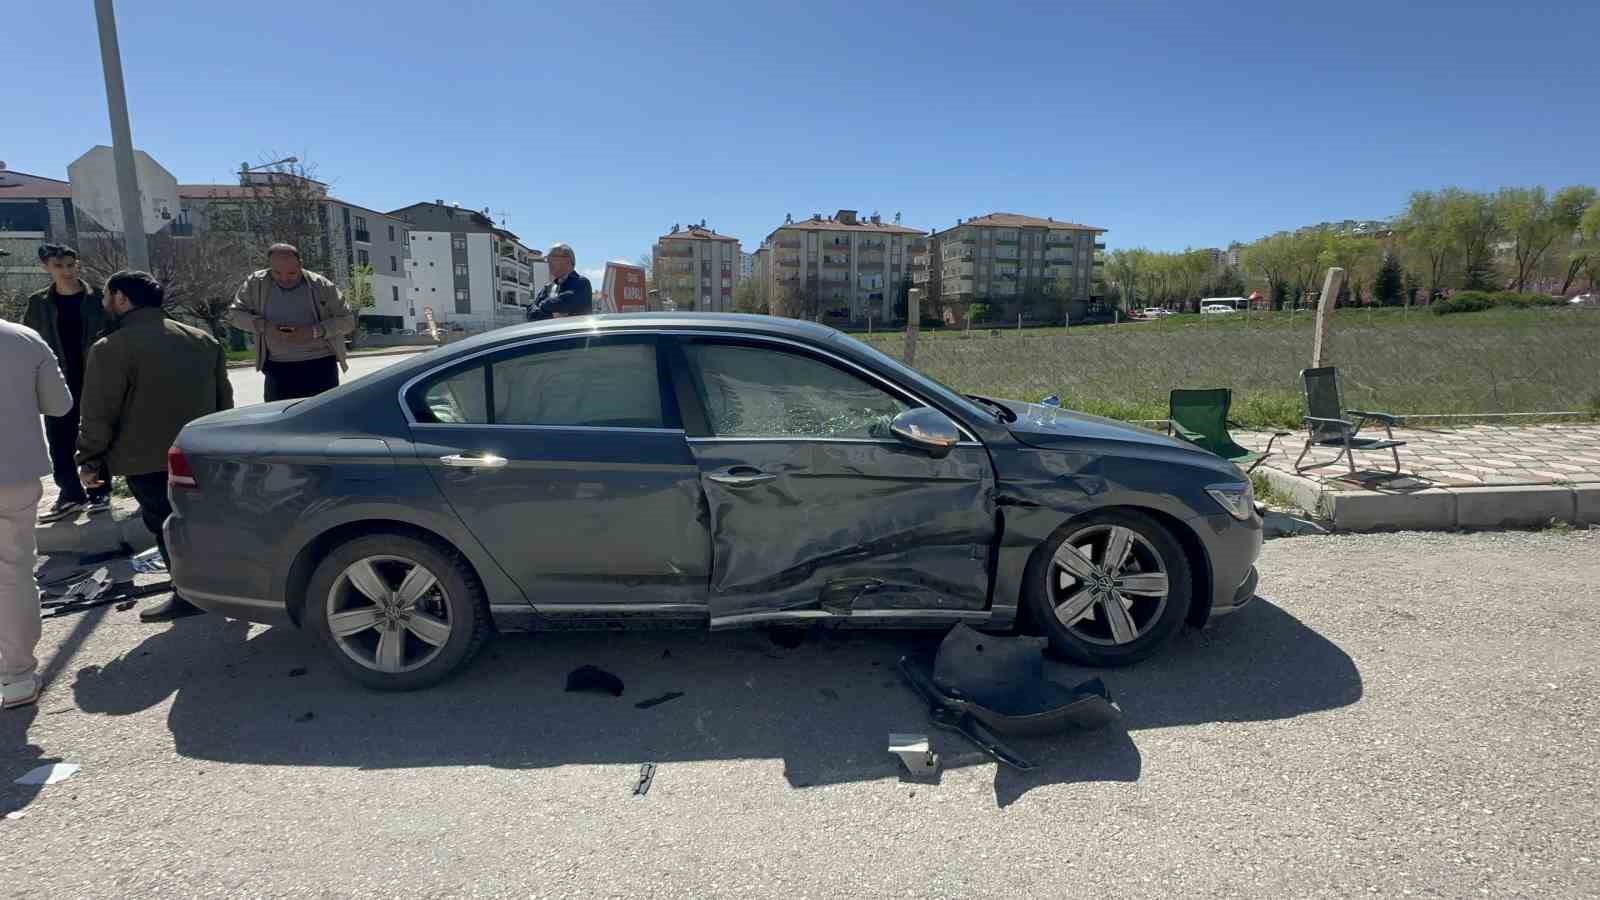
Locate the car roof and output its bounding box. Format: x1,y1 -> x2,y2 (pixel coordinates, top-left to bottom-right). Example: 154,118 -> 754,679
439,312 -> 840,355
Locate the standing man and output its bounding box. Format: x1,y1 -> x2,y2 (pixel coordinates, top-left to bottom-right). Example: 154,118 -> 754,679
526,243 -> 592,321
0,319 -> 74,709
228,243 -> 354,401
77,271 -> 233,623
22,244 -> 112,522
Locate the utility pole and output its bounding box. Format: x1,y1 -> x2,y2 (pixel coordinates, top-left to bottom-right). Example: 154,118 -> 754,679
93,0 -> 148,271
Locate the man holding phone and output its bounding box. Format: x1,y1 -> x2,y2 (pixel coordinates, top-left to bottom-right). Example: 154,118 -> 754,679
227,243 -> 354,401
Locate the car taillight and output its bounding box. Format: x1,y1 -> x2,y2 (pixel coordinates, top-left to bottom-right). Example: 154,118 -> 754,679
168,446 -> 198,488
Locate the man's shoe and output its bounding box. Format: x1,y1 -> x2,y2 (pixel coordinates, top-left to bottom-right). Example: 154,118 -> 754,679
38,499 -> 86,524
138,595 -> 206,623
85,495 -> 112,514
2,675 -> 39,710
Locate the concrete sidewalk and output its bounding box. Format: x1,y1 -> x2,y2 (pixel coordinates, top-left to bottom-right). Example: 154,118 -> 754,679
1243,423 -> 1600,531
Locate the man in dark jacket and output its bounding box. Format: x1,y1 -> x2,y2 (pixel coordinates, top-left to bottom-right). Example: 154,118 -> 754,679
21,244 -> 112,521
526,243 -> 592,321
77,271 -> 234,622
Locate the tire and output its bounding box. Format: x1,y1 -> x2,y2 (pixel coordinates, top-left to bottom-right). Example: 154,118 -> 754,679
304,532 -> 491,691
1024,509 -> 1193,667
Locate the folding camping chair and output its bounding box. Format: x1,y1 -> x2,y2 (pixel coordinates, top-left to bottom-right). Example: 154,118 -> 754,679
1167,388 -> 1289,474
1294,366 -> 1406,476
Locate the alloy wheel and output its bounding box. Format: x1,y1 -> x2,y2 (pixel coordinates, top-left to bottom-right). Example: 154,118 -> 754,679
325,555 -> 454,674
1047,524 -> 1170,646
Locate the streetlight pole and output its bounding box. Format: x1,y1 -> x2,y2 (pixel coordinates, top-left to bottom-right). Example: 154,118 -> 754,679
93,0 -> 148,271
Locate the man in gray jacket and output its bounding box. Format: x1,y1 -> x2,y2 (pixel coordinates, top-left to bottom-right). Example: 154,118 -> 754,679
227,243 -> 354,401
0,319 -> 74,709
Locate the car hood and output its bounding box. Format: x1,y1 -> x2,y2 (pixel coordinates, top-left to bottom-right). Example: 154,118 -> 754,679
999,400 -> 1198,454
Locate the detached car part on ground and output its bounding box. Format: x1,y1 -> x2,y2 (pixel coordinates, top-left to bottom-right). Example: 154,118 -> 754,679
165,314 -> 1262,690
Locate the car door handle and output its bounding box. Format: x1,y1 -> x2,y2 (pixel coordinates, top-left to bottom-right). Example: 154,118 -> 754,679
708,466 -> 776,487
440,453 -> 508,469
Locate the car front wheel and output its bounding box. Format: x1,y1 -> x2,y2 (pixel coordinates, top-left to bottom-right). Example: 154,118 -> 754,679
305,532 -> 490,690
1025,510 -> 1192,667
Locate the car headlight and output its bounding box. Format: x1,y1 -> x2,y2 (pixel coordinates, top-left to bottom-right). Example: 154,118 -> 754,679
1205,482 -> 1254,521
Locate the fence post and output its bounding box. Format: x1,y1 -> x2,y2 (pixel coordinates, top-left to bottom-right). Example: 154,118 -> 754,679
905,288 -> 920,365
1017,313 -> 1022,334
1311,267 -> 1345,368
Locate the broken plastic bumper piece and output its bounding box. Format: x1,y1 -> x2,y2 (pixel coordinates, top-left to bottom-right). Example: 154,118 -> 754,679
897,625 -> 1122,770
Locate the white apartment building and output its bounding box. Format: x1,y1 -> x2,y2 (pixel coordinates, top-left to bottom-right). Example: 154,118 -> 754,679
389,201 -> 543,331
652,222 -> 742,312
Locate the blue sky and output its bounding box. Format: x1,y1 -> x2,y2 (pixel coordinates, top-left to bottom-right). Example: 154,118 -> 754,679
7,0 -> 1596,279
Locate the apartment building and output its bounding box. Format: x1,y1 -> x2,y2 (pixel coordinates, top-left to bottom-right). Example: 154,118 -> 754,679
652,222 -> 742,312
929,212 -> 1105,309
388,201 -> 545,331
764,209 -> 928,321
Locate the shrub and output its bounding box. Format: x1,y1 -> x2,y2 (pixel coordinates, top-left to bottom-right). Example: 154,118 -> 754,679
1432,291 -> 1562,315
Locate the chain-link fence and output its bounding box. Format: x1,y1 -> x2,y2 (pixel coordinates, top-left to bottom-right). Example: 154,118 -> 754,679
862,307 -> 1600,428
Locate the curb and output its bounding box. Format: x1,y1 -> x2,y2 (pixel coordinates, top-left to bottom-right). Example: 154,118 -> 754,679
1256,466 -> 1600,531
224,346 -> 432,370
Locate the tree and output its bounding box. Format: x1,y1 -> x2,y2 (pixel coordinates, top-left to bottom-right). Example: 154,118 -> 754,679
1240,234 -> 1292,310
1102,248 -> 1146,312
1496,185 -> 1595,292
1441,188 -> 1500,290
77,228 -> 252,339
1396,190 -> 1455,300
1373,251 -> 1404,306
1577,200 -> 1600,293
731,278 -> 766,314
346,263 -> 377,341
1318,232 -> 1382,306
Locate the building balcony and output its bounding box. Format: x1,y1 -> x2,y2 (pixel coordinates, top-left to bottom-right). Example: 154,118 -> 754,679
858,240 -> 886,251
354,229 -> 371,243
822,257 -> 850,269
775,239 -> 802,250
1094,242 -> 1106,250
858,253 -> 885,265
657,245 -> 695,258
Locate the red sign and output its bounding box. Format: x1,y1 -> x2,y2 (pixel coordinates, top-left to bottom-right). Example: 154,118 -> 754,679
603,262 -> 648,313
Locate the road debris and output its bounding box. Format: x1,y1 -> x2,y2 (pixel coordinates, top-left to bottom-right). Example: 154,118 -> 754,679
888,733 -> 939,777
14,763 -> 80,786
565,665 -> 624,697
897,625 -> 1121,770
632,763 -> 656,797
129,547 -> 168,574
633,691 -> 684,709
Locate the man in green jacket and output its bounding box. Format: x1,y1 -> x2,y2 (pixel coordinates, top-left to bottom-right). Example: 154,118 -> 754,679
77,271 -> 234,622
21,244 -> 112,521
226,242 -> 354,401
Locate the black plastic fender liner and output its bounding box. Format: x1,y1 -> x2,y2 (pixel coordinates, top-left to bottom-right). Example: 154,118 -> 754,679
896,625 -> 1121,769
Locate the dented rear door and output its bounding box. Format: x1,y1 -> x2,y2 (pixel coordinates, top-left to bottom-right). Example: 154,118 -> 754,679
668,335 -> 996,627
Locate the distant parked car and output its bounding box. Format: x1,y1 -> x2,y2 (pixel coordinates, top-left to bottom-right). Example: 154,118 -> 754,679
1201,304 -> 1238,315
1141,307 -> 1173,319
1571,293 -> 1597,307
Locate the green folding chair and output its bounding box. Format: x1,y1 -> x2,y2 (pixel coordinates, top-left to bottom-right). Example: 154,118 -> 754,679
1294,367 -> 1406,476
1167,388 -> 1289,473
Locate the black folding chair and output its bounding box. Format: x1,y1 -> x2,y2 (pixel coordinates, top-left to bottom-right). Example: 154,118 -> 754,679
1294,367 -> 1406,476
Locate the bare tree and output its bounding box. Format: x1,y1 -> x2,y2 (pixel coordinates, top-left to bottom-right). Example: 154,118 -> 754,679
78,228 -> 252,338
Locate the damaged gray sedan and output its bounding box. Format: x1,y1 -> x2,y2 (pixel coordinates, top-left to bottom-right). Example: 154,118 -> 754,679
165,314 -> 1261,690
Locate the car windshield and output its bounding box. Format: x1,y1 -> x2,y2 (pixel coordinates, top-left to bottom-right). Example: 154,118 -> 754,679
830,332 -> 994,423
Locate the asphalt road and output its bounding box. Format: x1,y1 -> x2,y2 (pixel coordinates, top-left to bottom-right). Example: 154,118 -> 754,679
226,350 -> 426,407
4,529 -> 1598,897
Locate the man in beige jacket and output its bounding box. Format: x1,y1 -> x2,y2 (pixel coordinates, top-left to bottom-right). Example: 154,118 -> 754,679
227,243 -> 354,401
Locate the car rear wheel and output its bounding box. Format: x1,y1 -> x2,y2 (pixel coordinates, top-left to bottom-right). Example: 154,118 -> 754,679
305,533 -> 490,691
1025,510 -> 1192,667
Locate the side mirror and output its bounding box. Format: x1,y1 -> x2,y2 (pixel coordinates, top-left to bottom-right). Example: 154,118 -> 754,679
890,408 -> 961,458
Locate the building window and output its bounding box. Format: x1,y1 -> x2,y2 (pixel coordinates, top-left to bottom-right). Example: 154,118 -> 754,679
452,236 -> 467,251
390,255 -> 398,272
455,264 -> 469,277
357,249 -> 370,267
391,285 -> 400,303
388,225 -> 396,241
455,289 -> 471,314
